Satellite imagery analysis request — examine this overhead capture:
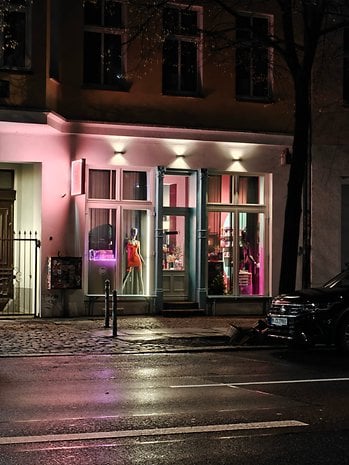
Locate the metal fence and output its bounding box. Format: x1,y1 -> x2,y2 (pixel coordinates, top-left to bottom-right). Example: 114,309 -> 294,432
0,231 -> 41,317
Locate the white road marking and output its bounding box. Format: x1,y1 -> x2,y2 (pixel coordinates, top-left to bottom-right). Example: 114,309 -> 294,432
0,420 -> 307,445
170,377 -> 349,389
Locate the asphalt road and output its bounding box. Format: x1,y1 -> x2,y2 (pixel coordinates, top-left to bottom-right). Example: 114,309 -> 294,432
1,347 -> 349,464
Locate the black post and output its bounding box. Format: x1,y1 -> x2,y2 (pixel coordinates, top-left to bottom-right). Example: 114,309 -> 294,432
104,279 -> 110,328
112,289 -> 117,337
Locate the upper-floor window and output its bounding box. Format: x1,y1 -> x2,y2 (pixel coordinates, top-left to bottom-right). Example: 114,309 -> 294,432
235,14 -> 272,101
344,28 -> 349,104
83,0 -> 126,88
162,5 -> 202,96
0,0 -> 31,70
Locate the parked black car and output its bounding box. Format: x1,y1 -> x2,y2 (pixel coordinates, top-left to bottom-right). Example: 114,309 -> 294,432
267,269 -> 349,352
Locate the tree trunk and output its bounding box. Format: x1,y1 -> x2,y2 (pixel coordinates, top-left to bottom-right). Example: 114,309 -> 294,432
279,78 -> 311,294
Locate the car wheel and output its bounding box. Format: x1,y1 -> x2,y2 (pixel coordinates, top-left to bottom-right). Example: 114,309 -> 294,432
336,315 -> 349,353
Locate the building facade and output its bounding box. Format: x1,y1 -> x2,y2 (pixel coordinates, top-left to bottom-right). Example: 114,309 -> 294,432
0,0 -> 348,317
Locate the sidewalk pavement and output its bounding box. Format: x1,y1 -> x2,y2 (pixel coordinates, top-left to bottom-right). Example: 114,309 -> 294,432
0,315 -> 272,357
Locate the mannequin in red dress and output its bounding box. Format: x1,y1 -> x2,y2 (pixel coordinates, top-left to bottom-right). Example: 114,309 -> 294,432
122,227 -> 144,293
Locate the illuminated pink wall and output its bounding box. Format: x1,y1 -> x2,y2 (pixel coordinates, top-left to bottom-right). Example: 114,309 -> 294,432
0,121 -> 81,316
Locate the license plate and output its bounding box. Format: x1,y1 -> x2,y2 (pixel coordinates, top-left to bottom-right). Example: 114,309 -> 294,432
270,317 -> 288,327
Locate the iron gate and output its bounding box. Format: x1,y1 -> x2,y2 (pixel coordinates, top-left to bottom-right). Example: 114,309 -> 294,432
0,231 -> 41,317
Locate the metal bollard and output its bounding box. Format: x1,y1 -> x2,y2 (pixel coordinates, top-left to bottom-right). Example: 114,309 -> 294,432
112,289 -> 118,338
104,279 -> 110,328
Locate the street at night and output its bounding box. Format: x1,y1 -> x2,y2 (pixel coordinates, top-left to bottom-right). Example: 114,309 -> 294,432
2,2 -> 349,463
1,347 -> 349,464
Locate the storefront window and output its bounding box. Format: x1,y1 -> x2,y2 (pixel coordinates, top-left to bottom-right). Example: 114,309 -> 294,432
87,207 -> 151,295
207,211 -> 264,295
86,167 -> 152,295
121,209 -> 149,295
238,212 -> 264,295
207,174 -> 266,296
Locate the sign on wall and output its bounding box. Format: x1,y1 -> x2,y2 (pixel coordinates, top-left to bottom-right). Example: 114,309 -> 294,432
71,159 -> 86,195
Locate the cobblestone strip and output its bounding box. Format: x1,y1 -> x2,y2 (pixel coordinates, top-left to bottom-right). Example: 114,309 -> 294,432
0,320 -> 233,356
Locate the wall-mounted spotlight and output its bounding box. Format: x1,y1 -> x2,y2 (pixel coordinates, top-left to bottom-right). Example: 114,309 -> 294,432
230,147 -> 243,161
173,145 -> 187,157
114,149 -> 126,155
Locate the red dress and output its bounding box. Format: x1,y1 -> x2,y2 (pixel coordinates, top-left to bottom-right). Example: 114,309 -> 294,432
126,241 -> 142,269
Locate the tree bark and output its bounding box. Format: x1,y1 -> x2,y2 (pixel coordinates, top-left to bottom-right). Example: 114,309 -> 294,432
279,76 -> 311,294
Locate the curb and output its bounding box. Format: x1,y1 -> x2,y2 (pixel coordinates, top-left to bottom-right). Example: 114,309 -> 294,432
0,342 -> 283,358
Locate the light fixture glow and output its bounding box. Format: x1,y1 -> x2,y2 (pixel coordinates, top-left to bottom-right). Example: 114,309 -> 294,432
173,145 -> 187,156
112,139 -> 127,155
230,148 -> 243,161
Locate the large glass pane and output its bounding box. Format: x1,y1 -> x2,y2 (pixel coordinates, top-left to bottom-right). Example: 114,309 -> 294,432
162,215 -> 185,271
122,210 -> 148,295
239,212 -> 264,295
88,208 -> 116,294
207,211 -> 234,294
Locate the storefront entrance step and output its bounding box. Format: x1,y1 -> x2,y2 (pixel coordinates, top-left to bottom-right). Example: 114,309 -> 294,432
163,301 -> 199,310
161,308 -> 206,317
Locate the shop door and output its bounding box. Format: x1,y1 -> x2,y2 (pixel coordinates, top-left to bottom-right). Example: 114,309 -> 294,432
162,211 -> 190,300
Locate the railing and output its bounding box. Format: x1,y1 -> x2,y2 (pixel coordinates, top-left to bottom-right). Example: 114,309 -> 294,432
0,231 -> 41,317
